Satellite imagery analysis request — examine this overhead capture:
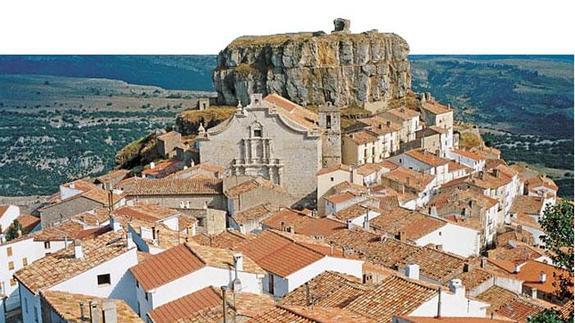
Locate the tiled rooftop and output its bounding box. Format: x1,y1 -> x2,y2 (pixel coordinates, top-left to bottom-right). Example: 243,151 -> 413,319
369,207 -> 446,240
130,243 -> 263,291
232,203 -> 275,225
119,177 -> 222,196
516,260 -> 573,295
281,271 -> 373,308
344,275 -> 437,322
41,290 -> 142,322
345,129 -> 379,145
251,305 -> 372,323
382,167 -> 435,191
510,195 -> 544,216
16,229 -> 131,293
114,203 -> 179,223
190,230 -> 251,249
420,100 -> 451,115
262,208 -> 344,239
225,177 -> 286,198
404,149 -> 450,167
384,107 -> 420,120
450,149 -> 483,161
316,163 -> 352,176
238,230 -> 328,277
264,93 -> 319,131
332,204 -> 372,221
477,286 -> 545,322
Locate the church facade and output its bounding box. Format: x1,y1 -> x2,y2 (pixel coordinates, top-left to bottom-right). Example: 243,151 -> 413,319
197,94 -> 339,201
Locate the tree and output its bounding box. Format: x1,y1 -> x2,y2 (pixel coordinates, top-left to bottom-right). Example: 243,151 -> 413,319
528,309 -> 567,323
538,200 -> 574,301
5,219 -> 23,241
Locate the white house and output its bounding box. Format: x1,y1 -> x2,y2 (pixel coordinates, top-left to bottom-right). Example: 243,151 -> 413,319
381,167 -> 437,208
239,230 -> 363,298
130,243 -> 265,320
324,191 -> 368,216
0,205 -> 20,234
14,228 -> 138,323
446,149 -> 485,173
390,149 -> 451,185
330,203 -> 381,228
316,164 -> 353,200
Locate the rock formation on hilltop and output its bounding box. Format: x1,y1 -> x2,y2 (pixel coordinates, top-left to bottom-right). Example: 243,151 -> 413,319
213,19 -> 411,108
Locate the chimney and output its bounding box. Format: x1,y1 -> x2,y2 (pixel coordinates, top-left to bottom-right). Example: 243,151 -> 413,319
74,240 -> 84,259
110,217 -> 122,232
280,221 -> 285,231
480,257 -> 487,269
305,282 -> 312,306
516,225 -> 523,233
102,300 -> 118,323
429,206 -> 438,217
539,271 -> 547,283
16,229 -> 22,238
233,253 -> 244,272
150,161 -> 155,169
347,219 -> 353,230
530,287 -> 538,299
363,216 -> 370,231
405,264 -> 420,280
448,279 -> 465,298
203,201 -> 208,210
436,287 -> 442,318
386,121 -> 391,127
89,301 -> 101,323
221,286 -> 228,322
398,231 -> 407,242
79,302 -> 86,321
514,263 -> 522,273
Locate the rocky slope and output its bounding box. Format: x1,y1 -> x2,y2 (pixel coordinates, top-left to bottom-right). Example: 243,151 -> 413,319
213,29 -> 411,107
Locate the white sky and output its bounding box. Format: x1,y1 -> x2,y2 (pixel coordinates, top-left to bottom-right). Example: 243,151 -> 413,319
0,0 -> 574,55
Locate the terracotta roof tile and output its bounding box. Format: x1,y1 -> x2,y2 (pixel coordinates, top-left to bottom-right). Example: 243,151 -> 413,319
385,107 -> 420,120
262,208 -> 344,238
450,149 -> 483,161
190,230 -> 251,249
316,164 -> 352,176
421,100 -> 451,115
16,214 -> 40,232
15,229 -> 131,293
114,204 -> 179,224
370,207 -> 446,240
119,177 -> 222,196
41,290 -> 142,322
516,260 -> 573,295
233,203 -> 275,225
148,286 -> 222,323
345,129 -> 379,145
344,275 -> 437,322
281,271 -> 373,308
382,167 -> 435,191
405,149 -> 450,167
264,94 -> 319,131
477,286 -> 545,322
225,177 -> 286,198
131,243 -> 263,291
332,204 -> 373,221
251,305 -> 372,323
238,230 -> 326,277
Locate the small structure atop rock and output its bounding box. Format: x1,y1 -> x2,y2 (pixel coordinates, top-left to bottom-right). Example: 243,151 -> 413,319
332,18 -> 351,33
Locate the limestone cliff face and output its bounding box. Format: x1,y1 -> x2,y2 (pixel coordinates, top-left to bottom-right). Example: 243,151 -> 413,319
213,31 -> 411,107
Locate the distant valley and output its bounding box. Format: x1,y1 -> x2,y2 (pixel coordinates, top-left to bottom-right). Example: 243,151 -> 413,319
0,55 -> 572,198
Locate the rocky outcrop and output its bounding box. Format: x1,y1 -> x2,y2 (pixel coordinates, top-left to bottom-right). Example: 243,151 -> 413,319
213,26 -> 411,107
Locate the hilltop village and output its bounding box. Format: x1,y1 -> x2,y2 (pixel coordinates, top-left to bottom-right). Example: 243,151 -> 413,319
0,20 -> 572,323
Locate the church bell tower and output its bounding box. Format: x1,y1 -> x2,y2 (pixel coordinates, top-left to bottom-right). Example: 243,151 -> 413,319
319,102 -> 342,167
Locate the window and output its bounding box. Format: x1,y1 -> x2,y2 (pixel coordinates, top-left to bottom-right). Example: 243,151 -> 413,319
145,292 -> 149,301
330,177 -> 334,182
7,247 -> 13,257
326,115 -> 332,129
44,241 -> 51,249
8,261 -> 14,270
97,274 -> 111,286
253,129 -> 262,137
22,258 -> 28,266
